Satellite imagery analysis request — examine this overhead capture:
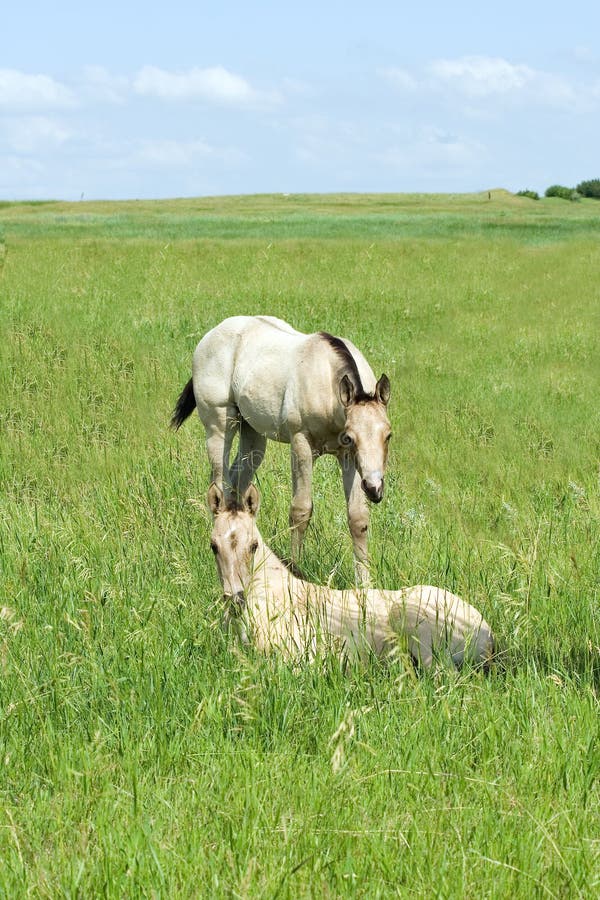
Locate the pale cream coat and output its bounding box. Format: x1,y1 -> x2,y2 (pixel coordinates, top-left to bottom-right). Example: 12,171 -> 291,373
172,315 -> 392,582
209,485 -> 495,670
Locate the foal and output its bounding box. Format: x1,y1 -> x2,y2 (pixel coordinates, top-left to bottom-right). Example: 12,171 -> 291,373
172,315 -> 391,582
207,484 -> 495,671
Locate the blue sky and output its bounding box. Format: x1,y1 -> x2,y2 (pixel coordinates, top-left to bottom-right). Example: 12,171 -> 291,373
1,0 -> 599,200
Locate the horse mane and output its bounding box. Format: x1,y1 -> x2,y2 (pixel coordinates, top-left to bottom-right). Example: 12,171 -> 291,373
318,332 -> 374,402
271,552 -> 305,579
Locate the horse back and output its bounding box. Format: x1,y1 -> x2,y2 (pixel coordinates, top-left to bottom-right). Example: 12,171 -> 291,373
191,316 -> 371,439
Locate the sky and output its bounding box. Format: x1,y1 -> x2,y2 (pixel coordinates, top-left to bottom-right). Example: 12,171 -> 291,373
1,0 -> 599,200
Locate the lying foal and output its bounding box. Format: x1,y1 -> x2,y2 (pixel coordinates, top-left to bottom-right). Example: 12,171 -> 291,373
207,484 -> 495,670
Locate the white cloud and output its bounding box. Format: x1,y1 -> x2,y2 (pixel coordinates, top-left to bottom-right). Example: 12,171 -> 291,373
82,66 -> 128,104
428,55 -> 577,108
0,69 -> 75,109
379,67 -> 418,92
429,56 -> 535,96
533,72 -> 577,107
379,56 -> 587,111
0,116 -> 71,154
133,65 -> 279,107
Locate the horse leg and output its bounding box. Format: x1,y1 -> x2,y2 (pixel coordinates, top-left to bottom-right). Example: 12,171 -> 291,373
203,404 -> 239,497
340,453 -> 370,585
229,419 -> 267,496
290,432 -> 315,562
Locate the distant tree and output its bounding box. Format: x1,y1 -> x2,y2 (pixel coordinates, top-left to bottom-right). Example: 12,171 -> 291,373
516,190 -> 539,200
545,185 -> 580,201
576,179 -> 600,199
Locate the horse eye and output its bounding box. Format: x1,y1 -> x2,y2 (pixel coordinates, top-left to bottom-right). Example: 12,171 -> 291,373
339,432 -> 353,447
385,432 -> 392,443
250,541 -> 259,554
210,541 -> 218,555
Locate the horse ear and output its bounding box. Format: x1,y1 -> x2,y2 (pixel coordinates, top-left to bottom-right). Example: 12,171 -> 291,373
339,374 -> 356,407
207,482 -> 224,516
243,483 -> 260,517
375,374 -> 391,406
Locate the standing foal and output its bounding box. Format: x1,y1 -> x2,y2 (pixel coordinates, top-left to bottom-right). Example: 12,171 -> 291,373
172,315 -> 392,581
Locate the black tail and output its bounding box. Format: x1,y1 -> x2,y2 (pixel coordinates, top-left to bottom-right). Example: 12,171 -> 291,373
171,378 -> 196,430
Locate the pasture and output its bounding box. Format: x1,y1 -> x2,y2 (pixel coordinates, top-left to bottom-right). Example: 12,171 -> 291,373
1,191 -> 599,896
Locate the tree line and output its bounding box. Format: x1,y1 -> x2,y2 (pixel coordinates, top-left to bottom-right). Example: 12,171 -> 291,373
517,179 -> 600,201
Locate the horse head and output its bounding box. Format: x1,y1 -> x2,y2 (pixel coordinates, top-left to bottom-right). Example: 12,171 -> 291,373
338,373 -> 391,503
207,483 -> 261,631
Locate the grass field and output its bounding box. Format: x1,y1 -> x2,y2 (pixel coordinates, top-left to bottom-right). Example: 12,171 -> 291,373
1,192 -> 599,896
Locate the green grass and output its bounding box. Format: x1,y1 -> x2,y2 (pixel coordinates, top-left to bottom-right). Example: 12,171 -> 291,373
2,190 -> 600,242
1,193 -> 599,896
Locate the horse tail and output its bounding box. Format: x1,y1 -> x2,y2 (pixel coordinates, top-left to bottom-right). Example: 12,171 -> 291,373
171,377 -> 196,429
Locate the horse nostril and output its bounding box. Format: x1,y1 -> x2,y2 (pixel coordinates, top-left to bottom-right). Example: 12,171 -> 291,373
233,591 -> 246,611
223,591 -> 246,613
361,478 -> 384,503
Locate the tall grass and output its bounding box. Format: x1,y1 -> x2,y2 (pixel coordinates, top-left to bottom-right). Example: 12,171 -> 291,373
0,195 -> 599,896
2,190 -> 600,243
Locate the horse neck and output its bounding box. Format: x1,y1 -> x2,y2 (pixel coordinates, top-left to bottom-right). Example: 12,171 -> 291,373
319,332 -> 375,398
253,536 -> 303,595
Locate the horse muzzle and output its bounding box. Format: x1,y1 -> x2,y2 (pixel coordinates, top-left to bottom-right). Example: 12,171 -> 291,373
361,476 -> 384,503
223,590 -> 246,614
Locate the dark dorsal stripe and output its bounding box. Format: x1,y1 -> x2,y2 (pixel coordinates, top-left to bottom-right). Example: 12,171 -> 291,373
273,554 -> 305,579
318,331 -> 374,402
223,497 -> 247,513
